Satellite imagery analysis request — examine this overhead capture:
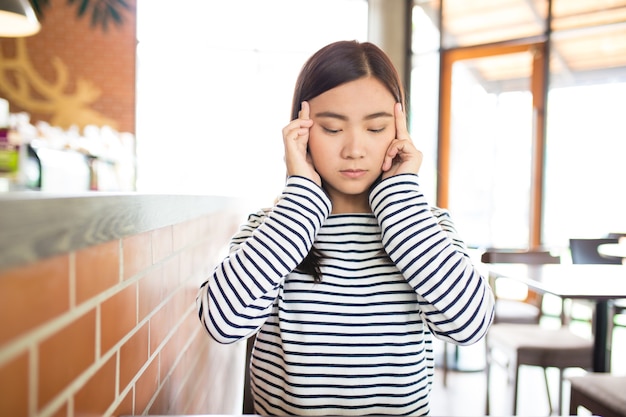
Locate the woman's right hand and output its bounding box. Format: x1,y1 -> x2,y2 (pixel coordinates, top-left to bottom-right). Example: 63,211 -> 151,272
282,101 -> 320,186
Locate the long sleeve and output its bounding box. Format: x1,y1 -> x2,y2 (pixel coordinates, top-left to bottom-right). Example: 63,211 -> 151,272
197,176 -> 331,344
369,173 -> 495,345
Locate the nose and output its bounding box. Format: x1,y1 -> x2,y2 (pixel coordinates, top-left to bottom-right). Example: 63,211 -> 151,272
340,130 -> 366,159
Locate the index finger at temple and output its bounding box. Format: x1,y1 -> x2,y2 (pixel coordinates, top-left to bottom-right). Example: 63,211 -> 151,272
394,102 -> 409,139
300,101 -> 310,120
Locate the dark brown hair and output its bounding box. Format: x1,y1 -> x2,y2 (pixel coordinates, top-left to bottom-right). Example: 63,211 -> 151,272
290,40 -> 406,120
290,40 -> 407,281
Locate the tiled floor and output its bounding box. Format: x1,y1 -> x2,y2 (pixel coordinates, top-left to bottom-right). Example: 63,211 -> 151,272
429,323 -> 626,416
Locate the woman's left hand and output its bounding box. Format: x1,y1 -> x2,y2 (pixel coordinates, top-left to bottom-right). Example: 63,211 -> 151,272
381,103 -> 423,179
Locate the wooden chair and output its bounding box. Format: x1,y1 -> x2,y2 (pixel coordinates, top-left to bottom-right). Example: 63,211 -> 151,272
482,249 -> 561,325
569,373 -> 626,417
440,249 -> 558,387
482,249 -> 594,416
486,323 -> 593,415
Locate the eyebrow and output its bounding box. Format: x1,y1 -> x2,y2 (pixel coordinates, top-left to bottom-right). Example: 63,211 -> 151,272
314,111 -> 393,121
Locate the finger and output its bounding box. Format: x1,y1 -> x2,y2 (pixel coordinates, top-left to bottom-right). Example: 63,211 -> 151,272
394,102 -> 410,140
283,119 -> 312,139
382,140 -> 400,171
298,100 -> 311,121
294,102 -> 312,143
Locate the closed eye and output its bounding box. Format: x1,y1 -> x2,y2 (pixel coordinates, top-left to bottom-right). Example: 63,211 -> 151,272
369,127 -> 386,133
322,126 -> 341,134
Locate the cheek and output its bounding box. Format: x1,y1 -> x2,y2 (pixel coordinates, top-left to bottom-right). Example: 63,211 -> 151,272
373,136 -> 395,159
306,132 -> 331,167
306,131 -> 321,157
307,126 -> 338,156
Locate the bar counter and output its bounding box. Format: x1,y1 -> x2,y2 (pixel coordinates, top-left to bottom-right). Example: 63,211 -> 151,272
0,191 -> 249,416
0,191 -> 245,271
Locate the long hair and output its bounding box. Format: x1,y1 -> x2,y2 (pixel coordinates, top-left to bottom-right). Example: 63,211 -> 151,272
290,40 -> 407,281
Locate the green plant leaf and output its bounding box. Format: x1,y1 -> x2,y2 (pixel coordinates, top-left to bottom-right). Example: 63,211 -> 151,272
79,0 -> 90,17
90,3 -> 101,28
30,0 -> 131,32
29,0 -> 50,17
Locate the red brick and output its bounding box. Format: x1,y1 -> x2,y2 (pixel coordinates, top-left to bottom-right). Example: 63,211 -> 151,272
123,232 -> 152,280
138,266 -> 163,323
38,309 -> 96,409
74,356 -> 116,416
112,388 -> 134,417
152,226 -> 173,263
101,284 -> 137,354
119,323 -> 149,389
134,356 -> 159,414
0,351 -> 29,416
0,255 -> 70,344
75,240 -> 120,304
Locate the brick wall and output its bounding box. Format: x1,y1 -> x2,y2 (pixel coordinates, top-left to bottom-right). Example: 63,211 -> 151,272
0,0 -> 137,133
0,211 -> 245,416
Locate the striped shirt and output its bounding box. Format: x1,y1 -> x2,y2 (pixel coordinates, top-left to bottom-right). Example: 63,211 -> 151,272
197,174 -> 494,416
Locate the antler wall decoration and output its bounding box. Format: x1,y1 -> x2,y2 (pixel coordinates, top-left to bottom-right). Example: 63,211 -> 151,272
0,38 -> 118,130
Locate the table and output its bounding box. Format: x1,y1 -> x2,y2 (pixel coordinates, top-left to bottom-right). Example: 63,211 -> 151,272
487,263 -> 626,372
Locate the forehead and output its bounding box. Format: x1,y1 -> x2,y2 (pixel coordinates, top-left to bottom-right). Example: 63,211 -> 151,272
309,77 -> 396,118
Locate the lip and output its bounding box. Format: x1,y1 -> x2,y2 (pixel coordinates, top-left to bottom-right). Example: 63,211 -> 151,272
340,169 -> 368,179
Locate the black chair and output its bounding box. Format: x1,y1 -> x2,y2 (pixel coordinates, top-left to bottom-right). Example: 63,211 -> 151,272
569,237 -> 624,372
482,249 -> 594,416
569,237 -> 622,265
242,333 -> 256,414
607,233 -> 626,335
608,232 -> 626,240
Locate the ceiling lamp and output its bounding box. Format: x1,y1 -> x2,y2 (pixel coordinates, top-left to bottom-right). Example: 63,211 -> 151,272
0,0 -> 41,37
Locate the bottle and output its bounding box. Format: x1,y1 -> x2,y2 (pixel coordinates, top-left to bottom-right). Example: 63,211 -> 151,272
0,98 -> 26,191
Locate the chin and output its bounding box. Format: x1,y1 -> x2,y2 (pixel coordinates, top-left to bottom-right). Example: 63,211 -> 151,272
340,184 -> 375,196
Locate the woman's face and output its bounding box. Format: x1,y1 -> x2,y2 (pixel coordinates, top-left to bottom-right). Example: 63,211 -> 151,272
307,76 -> 397,213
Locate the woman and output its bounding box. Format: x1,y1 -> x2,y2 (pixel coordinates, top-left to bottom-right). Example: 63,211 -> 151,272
197,40 -> 494,416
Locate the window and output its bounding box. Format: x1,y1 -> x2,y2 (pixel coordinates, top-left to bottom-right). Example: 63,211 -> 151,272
543,4 -> 626,247
136,0 -> 368,208
413,0 -> 626,249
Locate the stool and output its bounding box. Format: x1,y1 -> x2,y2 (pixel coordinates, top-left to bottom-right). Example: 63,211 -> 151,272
568,373 -> 626,417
